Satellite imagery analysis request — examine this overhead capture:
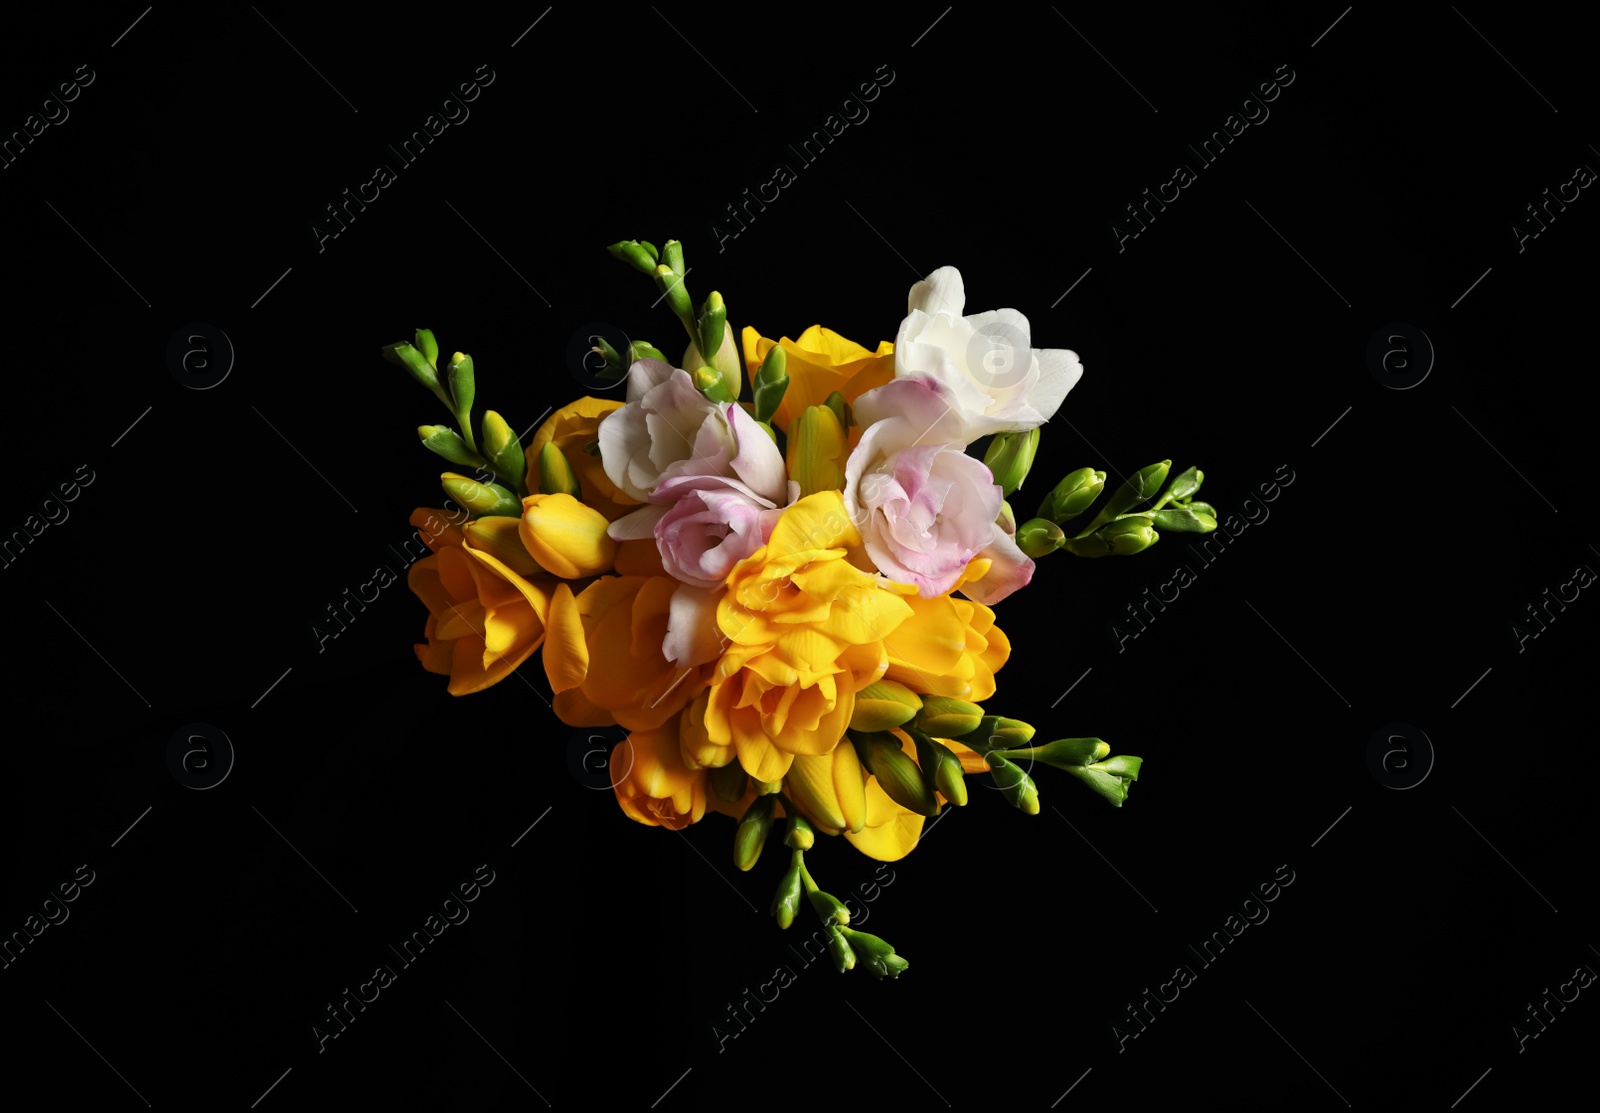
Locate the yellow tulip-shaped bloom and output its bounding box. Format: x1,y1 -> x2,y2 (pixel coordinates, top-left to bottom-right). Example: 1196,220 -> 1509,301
406,507 -> 554,695
610,721 -> 708,830
519,493 -> 617,579
525,397 -> 640,522
742,326 -> 894,436
707,491 -> 917,783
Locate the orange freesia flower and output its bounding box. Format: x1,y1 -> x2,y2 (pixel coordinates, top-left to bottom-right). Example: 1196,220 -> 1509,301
741,326 -> 894,437
706,491 -> 917,783
406,507 -> 554,695
611,720 -> 707,830
542,573 -> 715,731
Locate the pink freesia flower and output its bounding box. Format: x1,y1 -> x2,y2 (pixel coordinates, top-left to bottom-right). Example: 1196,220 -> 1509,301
608,398 -> 786,589
844,376 -> 1034,604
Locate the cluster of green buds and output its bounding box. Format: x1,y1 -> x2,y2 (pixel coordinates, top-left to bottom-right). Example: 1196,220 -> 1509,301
383,329 -> 576,518
1010,457 -> 1218,560
974,734 -> 1143,808
842,678 -> 1143,813
608,238 -> 780,431
758,813 -> 908,979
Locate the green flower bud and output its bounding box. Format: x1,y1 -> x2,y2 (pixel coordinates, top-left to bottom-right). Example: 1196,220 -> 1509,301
733,794 -> 776,872
482,411 -> 526,490
627,339 -> 668,364
1091,754 -> 1141,778
784,815 -> 815,850
983,427 -> 1040,497
654,263 -> 693,323
1038,467 -> 1104,523
699,290 -> 727,367
976,715 -> 1035,750
986,752 -> 1040,815
607,239 -> 659,275
1149,508 -> 1217,533
839,927 -> 909,980
538,441 -> 581,498
826,924 -> 856,973
851,733 -> 939,817
414,328 -> 439,369
770,860 -> 803,929
661,239 -> 685,276
823,390 -> 852,430
447,352 -> 476,420
753,345 -> 789,423
709,762 -> 747,803
417,425 -> 486,469
1015,518 -> 1065,558
1001,737 -> 1106,769
590,335 -> 627,380
808,887 -> 850,926
913,696 -> 984,738
1164,465 -> 1202,503
755,778 -> 783,796
693,365 -> 737,404
850,679 -> 922,732
383,341 -> 444,395
1091,460 -> 1170,526
440,472 -> 520,518
1099,517 -> 1159,556
911,732 -> 968,807
1186,501 -> 1216,518
787,404 -> 848,497
1066,755 -> 1142,807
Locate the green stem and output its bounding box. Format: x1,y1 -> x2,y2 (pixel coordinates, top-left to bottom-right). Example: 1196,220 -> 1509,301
796,854 -> 820,896
457,411 -> 479,454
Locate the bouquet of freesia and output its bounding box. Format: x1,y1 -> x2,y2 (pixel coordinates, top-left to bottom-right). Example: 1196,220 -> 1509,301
381,238 -> 1219,977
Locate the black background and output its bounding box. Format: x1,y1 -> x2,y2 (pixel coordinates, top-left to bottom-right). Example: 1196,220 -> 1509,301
3,4 -> 1595,1109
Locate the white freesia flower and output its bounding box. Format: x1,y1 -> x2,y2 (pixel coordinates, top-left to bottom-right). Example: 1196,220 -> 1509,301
893,266 -> 1083,442
597,359 -> 785,504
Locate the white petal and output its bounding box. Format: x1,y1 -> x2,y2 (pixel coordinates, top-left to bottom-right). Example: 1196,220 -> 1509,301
606,503 -> 668,541
907,266 -> 966,318
1030,347 -> 1084,424
663,584 -> 726,667
625,358 -> 676,403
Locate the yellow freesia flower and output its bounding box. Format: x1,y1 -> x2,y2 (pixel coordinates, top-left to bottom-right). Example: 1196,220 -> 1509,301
741,326 -> 893,436
706,491 -> 917,783
526,397 -> 639,522
880,578 -> 1011,701
406,507 -> 554,695
611,720 -> 707,830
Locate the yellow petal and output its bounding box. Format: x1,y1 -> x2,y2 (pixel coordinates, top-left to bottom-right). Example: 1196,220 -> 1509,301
786,751 -> 848,831
542,582 -> 589,693
844,775 -> 924,861
832,736 -> 869,833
